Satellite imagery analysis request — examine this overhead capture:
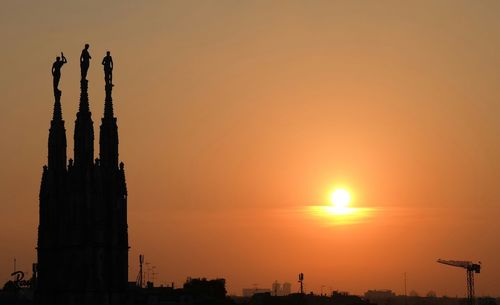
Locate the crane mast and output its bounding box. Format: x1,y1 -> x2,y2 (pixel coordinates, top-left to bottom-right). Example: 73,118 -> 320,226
437,259 -> 481,305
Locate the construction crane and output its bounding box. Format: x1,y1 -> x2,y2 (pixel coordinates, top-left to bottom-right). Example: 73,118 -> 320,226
437,259 -> 481,305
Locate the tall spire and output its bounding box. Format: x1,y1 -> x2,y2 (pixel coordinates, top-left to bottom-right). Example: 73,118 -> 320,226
52,90 -> 62,121
48,90 -> 67,172
104,83 -> 114,118
39,78 -> 68,305
100,83 -> 119,169
74,79 -> 94,168
79,79 -> 90,113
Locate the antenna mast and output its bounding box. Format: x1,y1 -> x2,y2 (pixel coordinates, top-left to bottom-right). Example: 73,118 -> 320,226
298,273 -> 304,294
136,254 -> 144,288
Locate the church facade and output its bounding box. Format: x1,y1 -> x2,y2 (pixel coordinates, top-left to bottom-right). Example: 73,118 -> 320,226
36,62 -> 128,305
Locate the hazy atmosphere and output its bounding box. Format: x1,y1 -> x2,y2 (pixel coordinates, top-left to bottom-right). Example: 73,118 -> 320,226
1,1 -> 499,297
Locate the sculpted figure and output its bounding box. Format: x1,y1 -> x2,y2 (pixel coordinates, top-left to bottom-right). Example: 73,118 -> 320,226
80,44 -> 92,80
102,51 -> 113,86
52,52 -> 67,93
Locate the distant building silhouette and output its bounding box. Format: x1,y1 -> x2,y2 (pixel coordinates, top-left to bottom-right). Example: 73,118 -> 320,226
362,291 -> 498,305
242,288 -> 271,298
271,282 -> 281,296
364,290 -> 396,304
270,281 -> 291,297
247,291 -> 371,305
126,277 -> 232,305
183,278 -> 227,300
244,281 -> 292,298
281,282 -> 291,296
36,54 -> 128,305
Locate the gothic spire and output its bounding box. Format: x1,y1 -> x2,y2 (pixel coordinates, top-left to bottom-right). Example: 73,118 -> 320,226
100,83 -> 119,169
79,79 -> 90,113
48,90 -> 67,172
74,79 -> 94,168
104,84 -> 114,119
52,90 -> 62,121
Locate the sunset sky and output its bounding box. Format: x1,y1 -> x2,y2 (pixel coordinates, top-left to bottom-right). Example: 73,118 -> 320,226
1,0 -> 500,297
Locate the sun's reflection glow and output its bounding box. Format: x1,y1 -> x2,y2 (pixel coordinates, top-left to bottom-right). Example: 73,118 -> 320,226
307,205 -> 375,225
305,188 -> 375,225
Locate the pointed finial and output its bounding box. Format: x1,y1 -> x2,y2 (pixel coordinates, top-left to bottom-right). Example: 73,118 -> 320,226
52,89 -> 63,121
78,79 -> 90,113
104,84 -> 114,119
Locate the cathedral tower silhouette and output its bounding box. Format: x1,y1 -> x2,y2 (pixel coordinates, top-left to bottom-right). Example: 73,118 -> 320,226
37,54 -> 128,305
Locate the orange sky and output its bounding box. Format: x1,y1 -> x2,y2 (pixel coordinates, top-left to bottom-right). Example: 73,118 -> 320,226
1,0 -> 500,297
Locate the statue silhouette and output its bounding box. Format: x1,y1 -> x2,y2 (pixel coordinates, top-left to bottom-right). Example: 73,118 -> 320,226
80,44 -> 92,80
102,51 -> 113,86
52,52 -> 67,94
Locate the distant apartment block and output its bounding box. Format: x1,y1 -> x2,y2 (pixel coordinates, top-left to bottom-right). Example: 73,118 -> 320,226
282,282 -> 292,295
364,290 -> 396,302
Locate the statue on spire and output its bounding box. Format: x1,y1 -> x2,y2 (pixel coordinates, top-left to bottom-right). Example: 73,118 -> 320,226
102,51 -> 113,86
52,52 -> 67,94
80,44 -> 92,80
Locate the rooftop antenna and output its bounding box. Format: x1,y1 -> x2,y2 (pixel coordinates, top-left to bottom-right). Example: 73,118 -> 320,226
136,254 -> 144,288
404,272 -> 407,305
298,273 -> 304,294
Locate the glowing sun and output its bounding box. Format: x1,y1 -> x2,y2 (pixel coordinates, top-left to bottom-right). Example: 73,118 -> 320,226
306,186 -> 375,225
330,189 -> 351,208
326,188 -> 353,215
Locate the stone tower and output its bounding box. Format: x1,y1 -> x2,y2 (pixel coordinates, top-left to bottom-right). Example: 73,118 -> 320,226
37,56 -> 128,305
